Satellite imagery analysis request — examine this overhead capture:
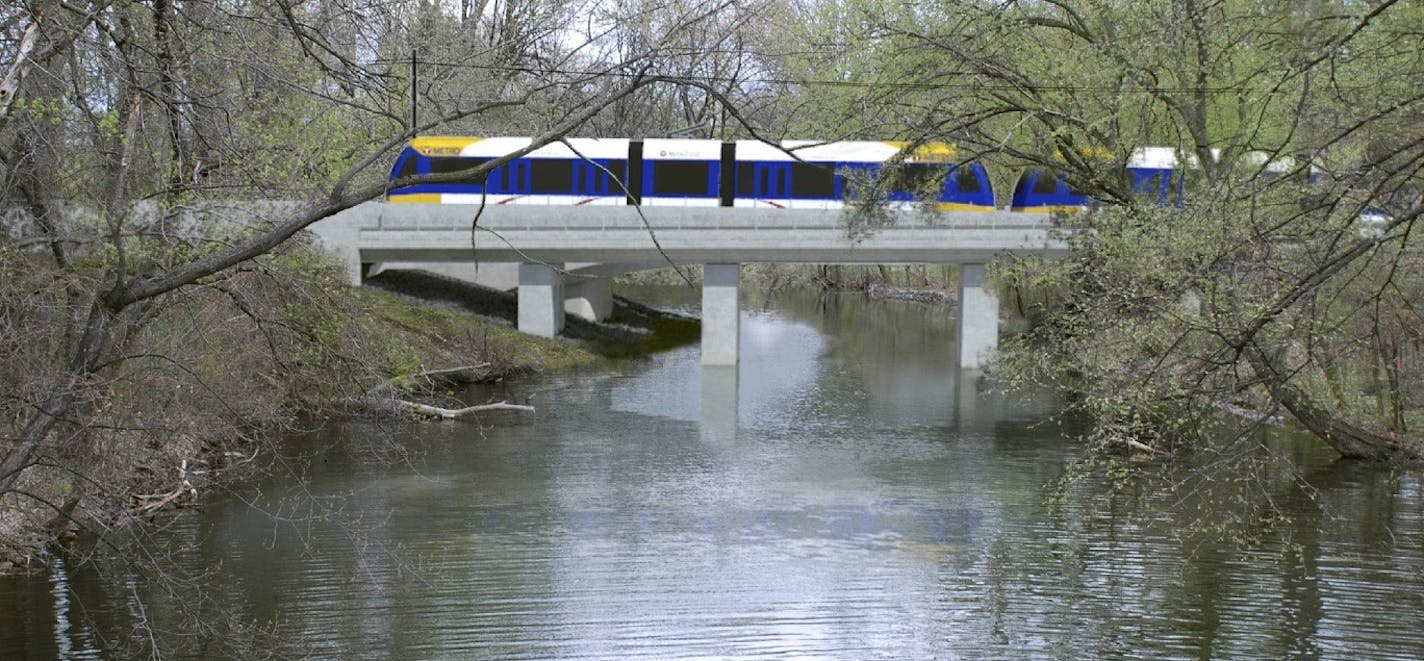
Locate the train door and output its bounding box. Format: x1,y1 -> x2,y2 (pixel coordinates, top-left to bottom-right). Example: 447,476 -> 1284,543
577,159 -> 629,201
496,160 -> 530,199
736,162 -> 791,207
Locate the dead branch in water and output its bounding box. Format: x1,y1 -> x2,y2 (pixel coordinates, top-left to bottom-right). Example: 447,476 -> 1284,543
133,460 -> 199,514
354,363 -> 532,419
393,400 -> 535,419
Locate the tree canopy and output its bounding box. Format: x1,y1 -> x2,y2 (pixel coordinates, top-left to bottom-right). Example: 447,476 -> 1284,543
778,0 -> 1424,465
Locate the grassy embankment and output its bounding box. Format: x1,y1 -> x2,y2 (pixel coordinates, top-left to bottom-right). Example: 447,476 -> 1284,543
0,245 -> 696,572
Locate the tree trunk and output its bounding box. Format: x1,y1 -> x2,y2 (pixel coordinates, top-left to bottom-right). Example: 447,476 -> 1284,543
1246,342 -> 1424,463
0,296 -> 117,493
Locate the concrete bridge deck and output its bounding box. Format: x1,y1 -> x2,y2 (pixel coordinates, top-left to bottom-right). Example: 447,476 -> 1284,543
337,205 -> 1066,264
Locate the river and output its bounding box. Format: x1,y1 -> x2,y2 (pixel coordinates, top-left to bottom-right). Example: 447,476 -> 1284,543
2,287 -> 1422,659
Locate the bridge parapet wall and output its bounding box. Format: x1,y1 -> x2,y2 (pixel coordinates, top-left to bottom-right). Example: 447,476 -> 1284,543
325,203 -> 1070,267
353,203 -> 1054,233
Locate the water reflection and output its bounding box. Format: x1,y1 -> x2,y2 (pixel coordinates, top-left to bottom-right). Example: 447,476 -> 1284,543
700,365 -> 737,442
613,310 -> 825,429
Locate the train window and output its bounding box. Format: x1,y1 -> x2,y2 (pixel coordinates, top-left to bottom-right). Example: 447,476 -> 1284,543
601,159 -> 628,193
955,167 -> 982,193
482,165 -> 509,192
429,157 -> 489,183
395,155 -> 418,180
1137,173 -> 1163,200
651,161 -> 713,196
530,159 -> 574,193
737,164 -> 756,196
1031,171 -> 1059,195
839,166 -> 879,202
485,164 -> 519,192
790,162 -> 836,198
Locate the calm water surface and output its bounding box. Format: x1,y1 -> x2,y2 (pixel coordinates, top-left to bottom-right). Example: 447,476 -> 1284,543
2,288 -> 1423,659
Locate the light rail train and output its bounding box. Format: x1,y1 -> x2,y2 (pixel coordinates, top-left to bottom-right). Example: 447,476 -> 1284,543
385,137 -> 1264,213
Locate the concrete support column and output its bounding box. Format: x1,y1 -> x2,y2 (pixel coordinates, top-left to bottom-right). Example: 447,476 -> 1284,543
958,263 -> 999,370
565,276 -> 614,322
702,263 -> 741,366
518,262 -> 565,337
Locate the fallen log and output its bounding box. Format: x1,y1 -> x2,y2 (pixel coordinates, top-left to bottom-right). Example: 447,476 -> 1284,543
346,364 -> 534,420
393,399 -> 535,419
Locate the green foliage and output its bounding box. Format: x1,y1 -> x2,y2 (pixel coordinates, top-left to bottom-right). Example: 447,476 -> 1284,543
11,96 -> 69,126
778,0 -> 1424,469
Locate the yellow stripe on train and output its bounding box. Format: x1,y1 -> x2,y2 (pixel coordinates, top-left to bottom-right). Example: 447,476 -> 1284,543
937,202 -> 997,212
387,192 -> 445,204
1009,205 -> 1086,214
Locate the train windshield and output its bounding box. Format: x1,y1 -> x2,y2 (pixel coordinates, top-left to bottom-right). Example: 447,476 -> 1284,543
428,157 -> 490,183
393,153 -> 418,180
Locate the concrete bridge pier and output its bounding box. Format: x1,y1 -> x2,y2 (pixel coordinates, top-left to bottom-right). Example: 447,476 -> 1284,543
958,263 -> 999,370
702,263 -> 741,366
518,262 -> 565,337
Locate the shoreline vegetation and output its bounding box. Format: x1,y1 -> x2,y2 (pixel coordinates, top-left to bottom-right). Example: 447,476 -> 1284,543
0,249 -> 704,574
0,256 -> 954,574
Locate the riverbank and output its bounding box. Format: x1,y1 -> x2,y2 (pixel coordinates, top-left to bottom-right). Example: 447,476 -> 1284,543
0,258 -> 697,574
621,263 -> 960,306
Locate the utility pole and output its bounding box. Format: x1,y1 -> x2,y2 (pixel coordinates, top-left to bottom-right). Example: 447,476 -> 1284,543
410,49 -> 418,133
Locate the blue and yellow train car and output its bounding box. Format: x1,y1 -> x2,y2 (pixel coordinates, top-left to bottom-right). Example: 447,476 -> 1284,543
389,137 -> 995,211
389,137 -> 633,205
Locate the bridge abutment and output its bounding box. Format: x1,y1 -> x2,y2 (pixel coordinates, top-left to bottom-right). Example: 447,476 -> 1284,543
701,263 -> 741,366
564,276 -> 614,322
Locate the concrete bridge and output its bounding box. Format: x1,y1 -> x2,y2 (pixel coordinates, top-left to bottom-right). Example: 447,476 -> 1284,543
308,203 -> 1070,369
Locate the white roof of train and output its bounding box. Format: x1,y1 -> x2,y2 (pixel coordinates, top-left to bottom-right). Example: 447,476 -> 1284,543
736,140 -> 905,163
1127,147 -> 1213,170
457,137 -> 632,159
